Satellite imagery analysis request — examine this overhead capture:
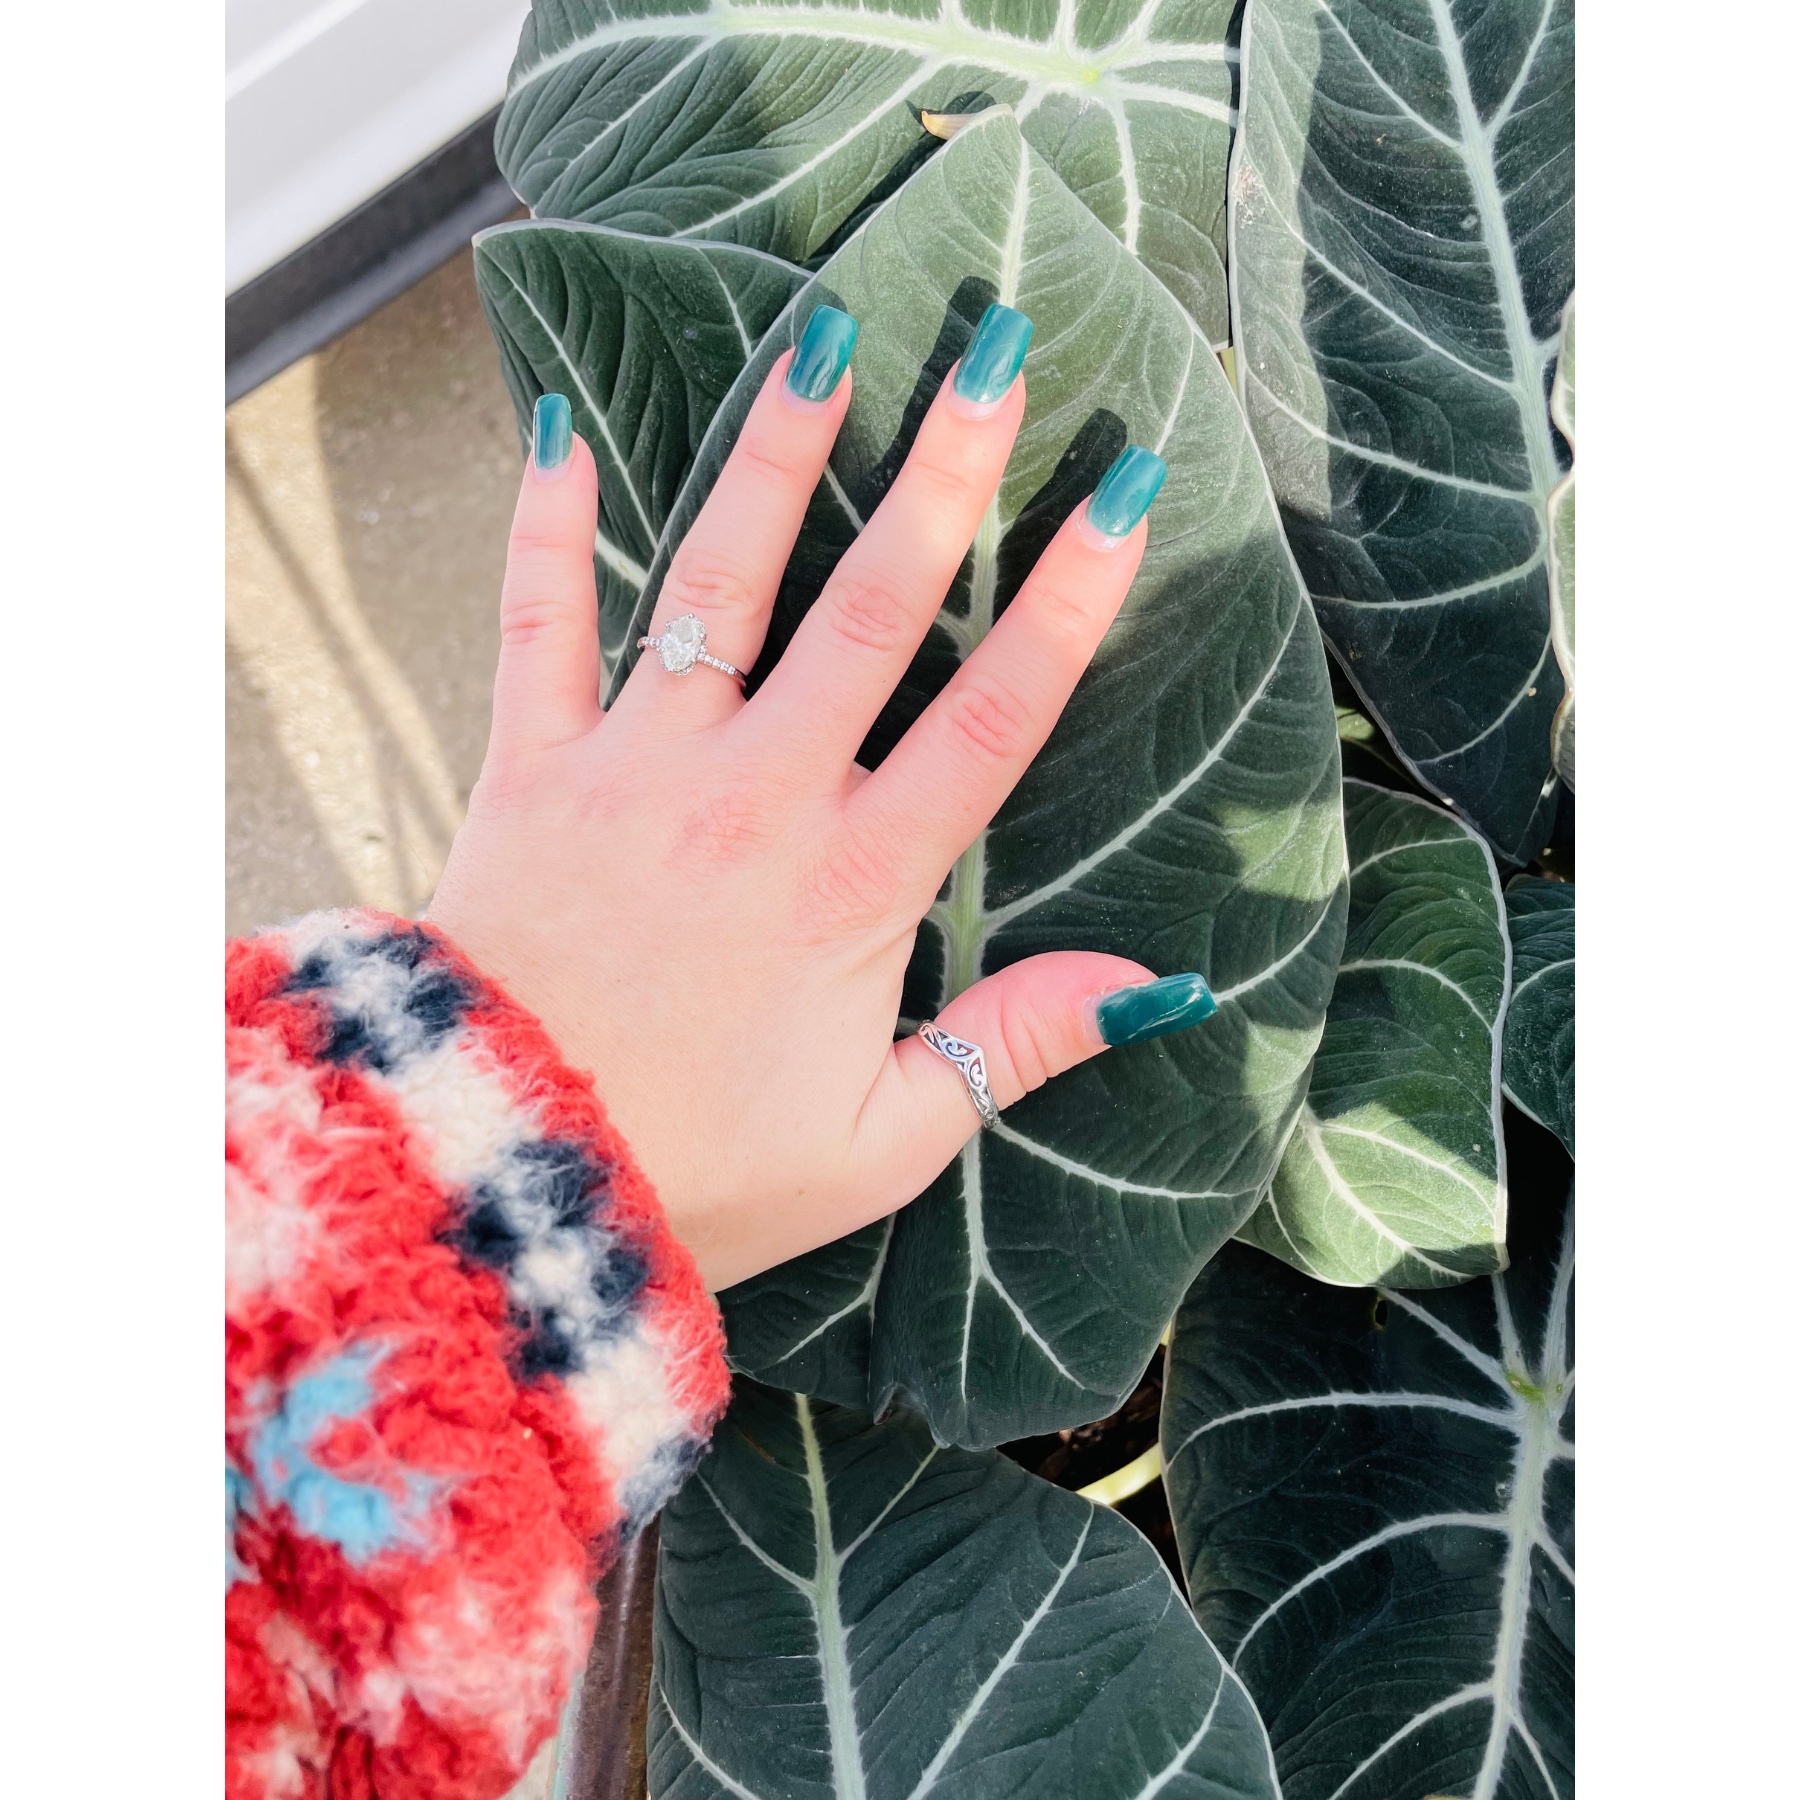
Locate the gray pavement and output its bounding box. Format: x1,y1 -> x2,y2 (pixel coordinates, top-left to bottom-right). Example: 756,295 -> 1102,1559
226,248 -> 524,937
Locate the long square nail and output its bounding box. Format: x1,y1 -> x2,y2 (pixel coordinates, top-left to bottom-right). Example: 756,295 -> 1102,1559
1085,446 -> 1167,539
787,305 -> 859,402
533,393 -> 572,476
1094,972 -> 1217,1046
953,303 -> 1033,405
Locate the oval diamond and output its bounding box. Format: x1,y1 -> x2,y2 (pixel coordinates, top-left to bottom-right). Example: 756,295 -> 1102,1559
659,612 -> 705,674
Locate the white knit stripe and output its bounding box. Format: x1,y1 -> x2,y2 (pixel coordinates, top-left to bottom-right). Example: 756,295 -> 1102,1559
564,1321 -> 701,1526
382,1031 -> 531,1184
276,917 -> 716,1520
276,908 -> 381,965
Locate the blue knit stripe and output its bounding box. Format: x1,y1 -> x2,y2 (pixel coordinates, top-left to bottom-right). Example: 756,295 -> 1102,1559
285,923 -> 475,1074
245,1345 -> 439,1564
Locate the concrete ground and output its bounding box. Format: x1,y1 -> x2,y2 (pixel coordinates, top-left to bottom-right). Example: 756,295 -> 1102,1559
226,247 -> 525,938
226,245 -> 560,1799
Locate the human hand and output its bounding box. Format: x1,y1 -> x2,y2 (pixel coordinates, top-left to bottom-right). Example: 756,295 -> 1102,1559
429,304 -> 1214,1292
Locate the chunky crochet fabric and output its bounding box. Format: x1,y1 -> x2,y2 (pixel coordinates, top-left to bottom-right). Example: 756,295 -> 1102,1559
226,910 -> 729,1800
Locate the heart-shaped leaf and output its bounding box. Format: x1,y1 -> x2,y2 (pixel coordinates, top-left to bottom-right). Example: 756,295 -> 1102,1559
498,0 -> 1241,343
643,108 -> 1345,1446
652,1379 -> 1281,1799
1163,1112 -> 1574,1800
474,219 -> 808,674
1501,879 -> 1573,1155
1547,297 -> 1575,789
1238,778 -> 1510,1288
1229,0 -> 1575,861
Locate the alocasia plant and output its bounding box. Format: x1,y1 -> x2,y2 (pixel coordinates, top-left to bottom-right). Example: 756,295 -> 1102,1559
1238,778 -> 1511,1289
1163,1108 -> 1574,1800
476,1 -> 1576,1791
496,0 -> 1243,342
619,109 -> 1348,1450
1227,0 -> 1575,863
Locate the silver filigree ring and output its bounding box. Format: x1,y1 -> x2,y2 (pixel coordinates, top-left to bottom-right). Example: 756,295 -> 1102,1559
916,1021 -> 1000,1131
637,612 -> 744,683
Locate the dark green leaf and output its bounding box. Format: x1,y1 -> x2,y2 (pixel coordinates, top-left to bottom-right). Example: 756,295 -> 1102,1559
650,109 -> 1345,1445
1230,0 -> 1574,860
1501,879 -> 1572,1154
498,0 -> 1241,343
1239,779 -> 1509,1287
652,1380 -> 1280,1798
719,1218 -> 893,1408
1547,297 -> 1575,789
474,219 -> 808,674
1163,1120 -> 1574,1800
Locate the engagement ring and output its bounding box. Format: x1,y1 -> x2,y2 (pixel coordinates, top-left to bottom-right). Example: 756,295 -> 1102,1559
637,613 -> 744,682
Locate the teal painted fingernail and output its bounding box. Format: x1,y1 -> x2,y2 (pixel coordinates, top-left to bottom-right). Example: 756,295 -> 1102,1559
1086,445 -> 1167,539
533,393 -> 572,476
953,303 -> 1033,405
1095,973 -> 1217,1046
787,305 -> 859,401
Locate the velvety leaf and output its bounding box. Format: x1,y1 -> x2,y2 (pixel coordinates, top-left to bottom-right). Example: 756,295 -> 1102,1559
646,109 -> 1345,1446
651,1380 -> 1281,1799
1230,0 -> 1575,861
498,0 -> 1240,343
718,1217 -> 893,1408
1239,778 -> 1509,1288
474,219 -> 808,674
1163,1115 -> 1575,1800
1501,878 -> 1572,1154
1547,297 -> 1575,788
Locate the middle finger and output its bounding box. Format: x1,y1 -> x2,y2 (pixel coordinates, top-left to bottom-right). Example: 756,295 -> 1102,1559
744,303 -> 1035,772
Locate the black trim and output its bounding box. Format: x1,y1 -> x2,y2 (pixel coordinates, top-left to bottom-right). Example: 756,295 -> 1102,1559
226,107 -> 519,404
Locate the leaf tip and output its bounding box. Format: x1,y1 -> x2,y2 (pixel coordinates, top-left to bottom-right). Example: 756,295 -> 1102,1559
919,109 -> 979,140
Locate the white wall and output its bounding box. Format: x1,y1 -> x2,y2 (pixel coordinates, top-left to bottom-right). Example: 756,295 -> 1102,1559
226,0 -> 531,293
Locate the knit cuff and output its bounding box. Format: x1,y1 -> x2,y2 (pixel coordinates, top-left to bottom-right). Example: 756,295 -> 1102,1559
226,908 -> 729,1800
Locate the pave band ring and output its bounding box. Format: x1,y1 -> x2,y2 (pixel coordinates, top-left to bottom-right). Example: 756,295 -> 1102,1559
637,612 -> 745,683
916,1021 -> 1000,1131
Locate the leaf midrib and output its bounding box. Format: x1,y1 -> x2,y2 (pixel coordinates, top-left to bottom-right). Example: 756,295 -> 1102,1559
797,1396 -> 868,1800
509,1 -> 1234,100
1181,1221 -> 1574,1800
1420,0 -> 1562,516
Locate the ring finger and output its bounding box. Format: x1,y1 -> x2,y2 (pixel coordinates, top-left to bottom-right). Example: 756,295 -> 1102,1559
615,306 -> 858,729
844,446 -> 1167,903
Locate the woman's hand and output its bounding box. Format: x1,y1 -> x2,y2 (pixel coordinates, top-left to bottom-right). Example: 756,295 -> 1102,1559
430,307 -> 1197,1292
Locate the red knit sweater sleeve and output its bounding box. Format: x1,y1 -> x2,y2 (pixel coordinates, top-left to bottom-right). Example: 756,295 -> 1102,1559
225,909 -> 729,1800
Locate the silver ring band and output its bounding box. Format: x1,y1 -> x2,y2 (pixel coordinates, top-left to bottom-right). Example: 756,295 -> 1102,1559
916,1021 -> 1000,1131
637,612 -> 745,683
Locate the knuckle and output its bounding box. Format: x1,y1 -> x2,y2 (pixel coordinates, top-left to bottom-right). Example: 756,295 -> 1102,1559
732,423 -> 803,489
1024,576 -> 1103,647
995,992 -> 1058,1097
800,827 -> 902,937
899,449 -> 974,515
497,592 -> 570,650
670,783 -> 782,869
820,572 -> 918,658
942,674 -> 1036,766
662,546 -> 762,622
507,522 -> 571,566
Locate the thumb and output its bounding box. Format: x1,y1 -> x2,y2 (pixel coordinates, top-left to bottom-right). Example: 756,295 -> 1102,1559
489,394 -> 603,762
856,953 -> 1220,1198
